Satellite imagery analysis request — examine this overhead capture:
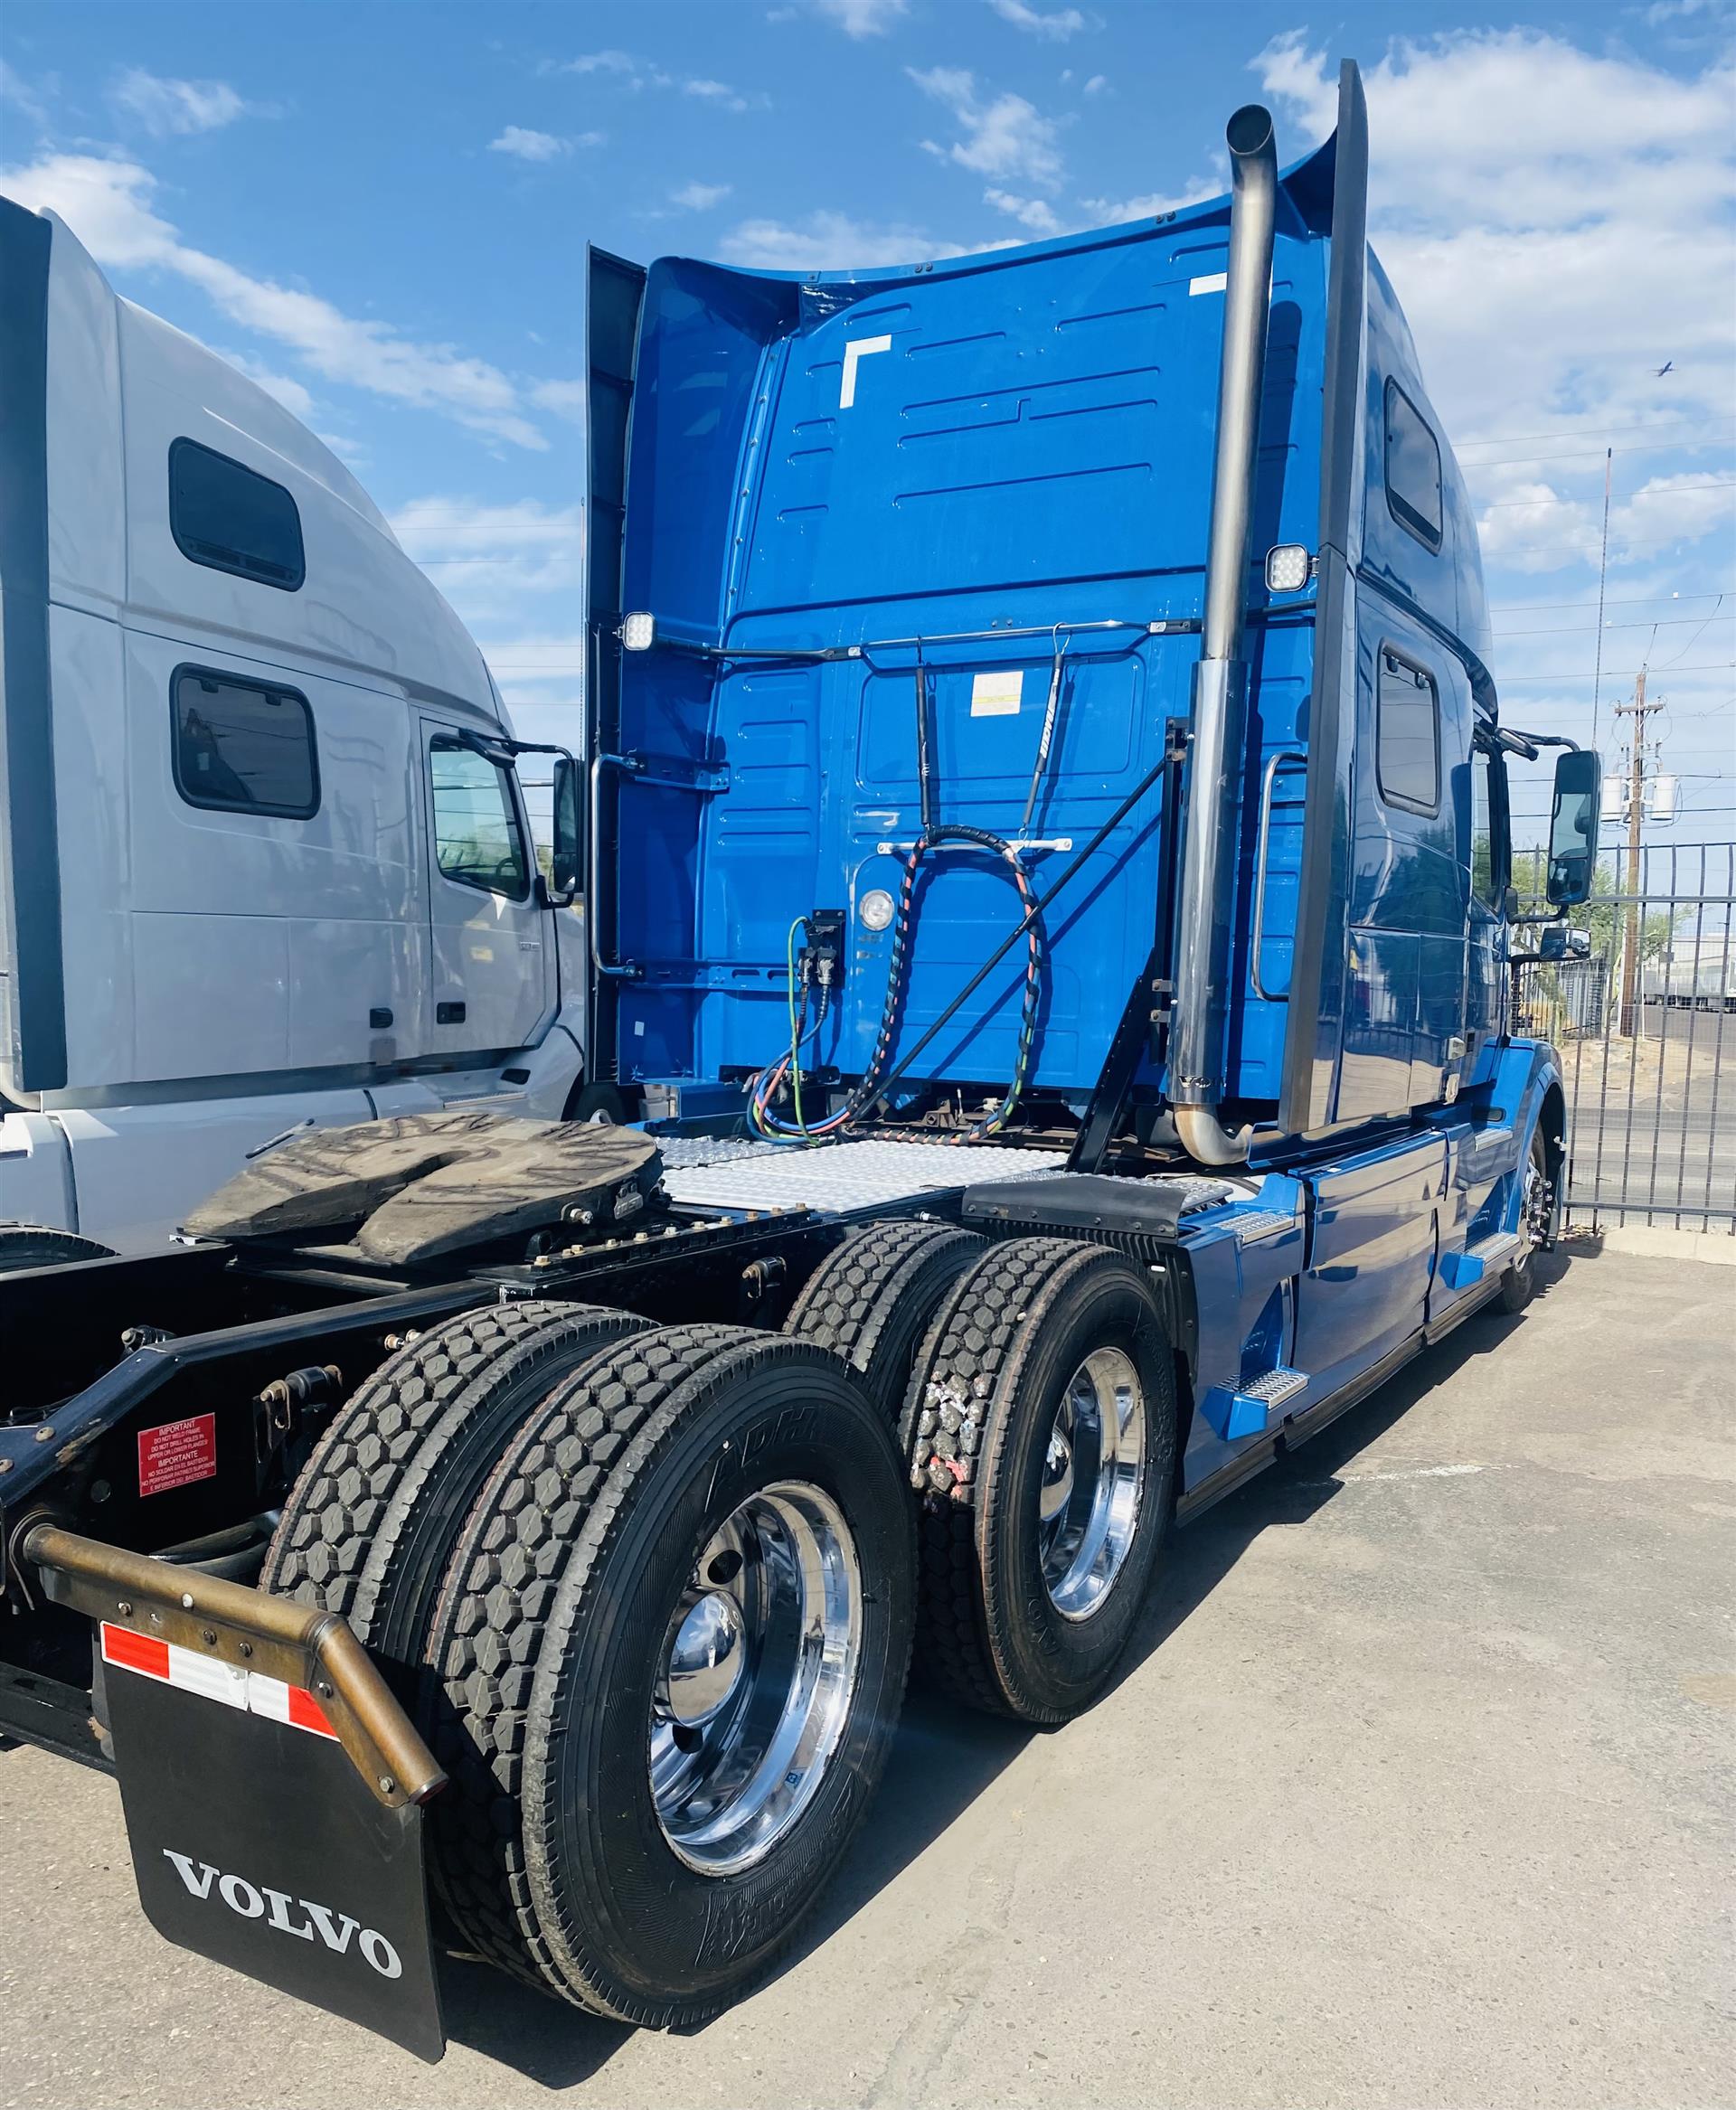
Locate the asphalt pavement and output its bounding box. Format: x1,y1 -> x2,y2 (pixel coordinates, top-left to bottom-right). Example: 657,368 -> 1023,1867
3,1236 -> 1731,2110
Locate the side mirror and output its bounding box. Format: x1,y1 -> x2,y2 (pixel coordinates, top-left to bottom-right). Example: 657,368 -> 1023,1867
1545,749 -> 1600,909
550,755 -> 583,905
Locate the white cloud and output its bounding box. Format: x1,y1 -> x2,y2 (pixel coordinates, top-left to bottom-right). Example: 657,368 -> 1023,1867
984,187 -> 1063,236
218,351 -> 316,422
671,180 -> 733,211
487,126 -> 591,162
1477,473 -> 1736,575
806,0 -> 910,33
108,68 -> 250,137
1082,74 -> 1108,96
683,78 -> 752,113
908,66 -> 1063,188
988,0 -> 1093,42
719,210 -> 972,270
1253,32 -> 1736,482
544,50 -> 760,108
552,50 -> 639,78
0,151 -> 551,449
1077,181 -> 1212,223
528,378 -> 586,421
1,59 -> 51,128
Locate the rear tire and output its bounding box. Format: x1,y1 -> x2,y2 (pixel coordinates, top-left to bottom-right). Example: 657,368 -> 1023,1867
428,1325 -> 913,2023
0,1225 -> 116,1272
1497,1129 -> 1551,1315
262,1300 -> 648,1672
902,1238 -> 1175,1724
781,1219 -> 986,1420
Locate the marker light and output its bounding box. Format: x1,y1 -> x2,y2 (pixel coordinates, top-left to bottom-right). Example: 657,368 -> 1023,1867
1264,543 -> 1312,593
859,889 -> 895,932
620,611 -> 656,653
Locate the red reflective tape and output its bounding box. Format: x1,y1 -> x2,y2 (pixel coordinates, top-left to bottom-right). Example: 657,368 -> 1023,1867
285,1683 -> 338,1739
101,1624 -> 170,1681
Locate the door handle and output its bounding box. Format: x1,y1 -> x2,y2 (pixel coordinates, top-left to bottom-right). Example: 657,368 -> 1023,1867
437,1001 -> 466,1025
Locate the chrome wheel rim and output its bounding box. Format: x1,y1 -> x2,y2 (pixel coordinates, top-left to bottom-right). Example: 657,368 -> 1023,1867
1515,1151 -> 1550,1273
1038,1348 -> 1146,1622
650,1480 -> 862,1876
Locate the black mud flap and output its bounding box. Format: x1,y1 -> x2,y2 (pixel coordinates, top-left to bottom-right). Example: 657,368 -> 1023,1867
25,1528 -> 447,2063
103,1628 -> 445,2061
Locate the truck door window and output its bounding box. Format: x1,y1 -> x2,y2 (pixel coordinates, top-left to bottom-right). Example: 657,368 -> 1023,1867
1376,647 -> 1440,815
172,666 -> 318,818
168,438 -> 306,591
1470,747 -> 1508,907
429,740 -> 530,900
1383,381 -> 1443,551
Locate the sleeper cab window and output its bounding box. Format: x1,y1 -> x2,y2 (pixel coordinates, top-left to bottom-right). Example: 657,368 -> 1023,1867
1376,647 -> 1440,815
429,739 -> 530,900
1383,380 -> 1443,551
173,667 -> 318,819
168,437 -> 306,591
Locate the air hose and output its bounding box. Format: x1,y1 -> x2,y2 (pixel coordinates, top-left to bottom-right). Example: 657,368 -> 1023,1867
748,646 -> 1056,1146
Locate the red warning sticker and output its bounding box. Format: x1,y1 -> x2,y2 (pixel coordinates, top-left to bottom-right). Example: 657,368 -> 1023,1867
137,1412 -> 217,1497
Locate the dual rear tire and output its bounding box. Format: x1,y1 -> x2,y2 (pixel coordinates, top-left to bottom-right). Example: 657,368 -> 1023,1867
266,1305 -> 912,2024
263,1225 -> 1176,2021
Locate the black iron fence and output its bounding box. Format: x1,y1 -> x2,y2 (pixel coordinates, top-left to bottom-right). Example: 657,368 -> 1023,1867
1513,843 -> 1736,1234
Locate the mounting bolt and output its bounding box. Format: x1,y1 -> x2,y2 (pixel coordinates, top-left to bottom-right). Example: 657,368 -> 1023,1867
202,1628 -> 217,1647
33,1425 -> 55,1443
180,1592 -> 194,1610
0,1459 -> 11,1474
117,1598 -> 132,1616
316,1681 -> 334,1699
378,1776 -> 395,1795
239,1641 -> 253,1658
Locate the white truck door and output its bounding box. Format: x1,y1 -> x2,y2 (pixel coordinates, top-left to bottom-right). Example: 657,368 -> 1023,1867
420,719 -> 552,1058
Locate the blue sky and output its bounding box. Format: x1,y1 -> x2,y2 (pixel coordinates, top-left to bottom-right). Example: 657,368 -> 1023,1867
3,0 -> 1732,849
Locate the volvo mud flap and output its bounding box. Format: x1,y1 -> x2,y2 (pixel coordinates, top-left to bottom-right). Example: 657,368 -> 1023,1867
24,1526 -> 448,2062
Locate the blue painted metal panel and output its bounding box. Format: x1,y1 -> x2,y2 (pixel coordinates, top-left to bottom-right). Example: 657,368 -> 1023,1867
1292,1131 -> 1444,1395
609,197 -> 1329,1106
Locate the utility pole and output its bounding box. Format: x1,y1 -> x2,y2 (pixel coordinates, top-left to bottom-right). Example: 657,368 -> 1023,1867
1612,668 -> 1662,1035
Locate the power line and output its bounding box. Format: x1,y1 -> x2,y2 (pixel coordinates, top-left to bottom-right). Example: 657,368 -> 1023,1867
1458,415 -> 1736,450
1477,478 -> 1736,510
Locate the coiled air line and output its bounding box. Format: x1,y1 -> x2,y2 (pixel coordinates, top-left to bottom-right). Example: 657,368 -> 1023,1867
748,640 -> 1061,1144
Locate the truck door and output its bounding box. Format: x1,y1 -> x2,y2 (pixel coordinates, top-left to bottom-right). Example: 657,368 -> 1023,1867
1462,738 -> 1508,1092
420,720 -> 552,1059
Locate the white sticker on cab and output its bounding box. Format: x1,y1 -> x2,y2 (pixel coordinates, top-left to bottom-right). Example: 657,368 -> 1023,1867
1189,271 -> 1228,296
970,670 -> 1024,718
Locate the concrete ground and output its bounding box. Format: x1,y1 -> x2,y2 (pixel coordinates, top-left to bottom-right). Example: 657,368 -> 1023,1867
4,1239 -> 1731,2110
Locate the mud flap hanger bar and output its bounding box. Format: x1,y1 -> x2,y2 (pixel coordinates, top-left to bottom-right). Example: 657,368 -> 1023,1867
21,1523 -> 446,1809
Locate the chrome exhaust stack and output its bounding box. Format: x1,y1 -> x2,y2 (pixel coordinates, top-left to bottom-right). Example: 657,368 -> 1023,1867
1171,103 -> 1278,1168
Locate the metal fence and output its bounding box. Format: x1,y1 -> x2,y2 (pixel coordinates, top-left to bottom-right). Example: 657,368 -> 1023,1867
1513,843 -> 1736,1234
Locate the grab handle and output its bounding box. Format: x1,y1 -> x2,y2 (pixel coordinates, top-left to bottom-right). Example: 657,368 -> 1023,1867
1250,749 -> 1306,1003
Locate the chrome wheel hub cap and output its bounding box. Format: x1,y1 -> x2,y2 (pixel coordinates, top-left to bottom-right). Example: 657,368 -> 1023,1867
650,1481 -> 861,1875
1038,1348 -> 1146,1622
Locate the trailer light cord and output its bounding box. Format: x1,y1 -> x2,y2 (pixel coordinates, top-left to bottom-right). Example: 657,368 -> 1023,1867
748,640 -> 1061,1146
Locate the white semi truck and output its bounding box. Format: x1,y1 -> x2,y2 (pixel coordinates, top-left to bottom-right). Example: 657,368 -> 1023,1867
0,201 -> 603,1254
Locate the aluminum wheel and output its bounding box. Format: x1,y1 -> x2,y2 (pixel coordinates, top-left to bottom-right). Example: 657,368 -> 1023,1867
1037,1347 -> 1146,1622
649,1480 -> 862,1876
1514,1150 -> 1550,1272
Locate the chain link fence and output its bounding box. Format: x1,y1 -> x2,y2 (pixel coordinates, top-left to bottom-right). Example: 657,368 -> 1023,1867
1513,843 -> 1735,1233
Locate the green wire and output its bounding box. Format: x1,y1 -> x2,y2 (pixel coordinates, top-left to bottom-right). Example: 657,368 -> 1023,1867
787,916 -> 806,1136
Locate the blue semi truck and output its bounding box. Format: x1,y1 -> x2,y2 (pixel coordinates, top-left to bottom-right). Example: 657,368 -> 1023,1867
0,63 -> 1601,2058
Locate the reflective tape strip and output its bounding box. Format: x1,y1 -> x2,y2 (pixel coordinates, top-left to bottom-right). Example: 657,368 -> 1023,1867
100,1623 -> 337,1740
245,1669 -> 339,1741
